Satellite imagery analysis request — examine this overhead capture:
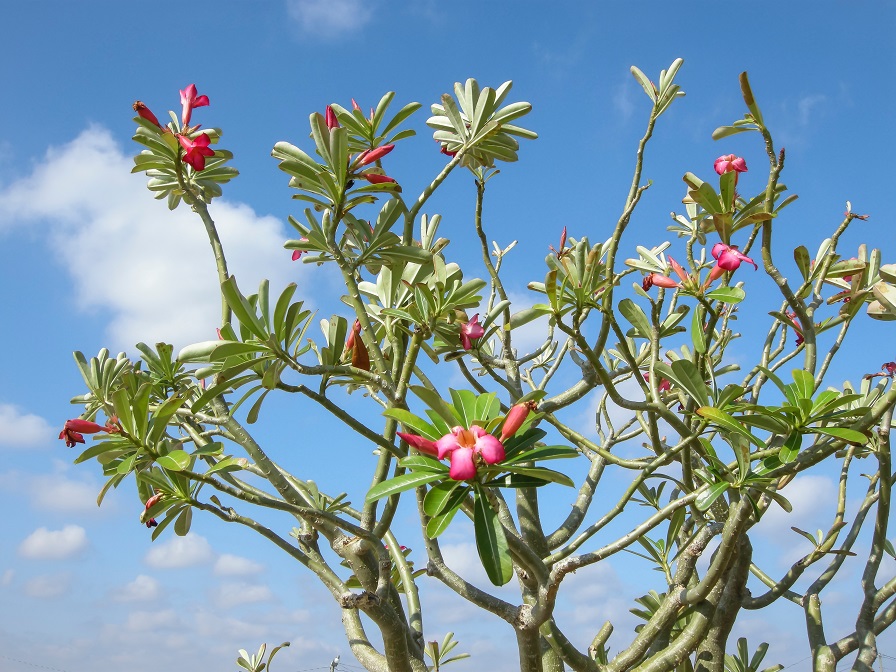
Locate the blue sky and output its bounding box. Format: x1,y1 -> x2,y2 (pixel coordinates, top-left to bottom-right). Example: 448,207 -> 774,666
1,2 -> 895,671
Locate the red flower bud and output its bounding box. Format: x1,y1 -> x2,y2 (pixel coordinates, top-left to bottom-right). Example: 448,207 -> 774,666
357,144 -> 394,166
643,273 -> 679,291
500,401 -> 537,442
133,101 -> 162,128
58,418 -> 105,447
345,319 -> 370,371
325,105 -> 339,129
363,173 -> 397,185
397,432 -> 439,456
351,99 -> 362,112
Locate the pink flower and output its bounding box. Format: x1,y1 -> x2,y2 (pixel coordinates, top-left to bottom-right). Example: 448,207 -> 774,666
499,401 -> 537,442
705,243 -> 757,285
714,154 -> 748,175
357,144 -> 395,166
397,432 -> 439,456
179,84 -> 209,127
668,256 -> 690,284
440,145 -> 458,157
459,314 -> 485,350
291,250 -> 303,261
58,419 -> 104,448
363,173 -> 397,184
785,311 -> 805,346
436,425 -> 506,480
133,101 -> 162,129
643,372 -> 671,392
177,133 -> 215,171
643,273 -> 680,291
325,105 -> 339,129
883,362 -> 896,376
712,243 -> 757,271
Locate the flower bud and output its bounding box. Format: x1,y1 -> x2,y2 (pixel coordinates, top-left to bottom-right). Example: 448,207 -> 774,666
500,401 -> 537,442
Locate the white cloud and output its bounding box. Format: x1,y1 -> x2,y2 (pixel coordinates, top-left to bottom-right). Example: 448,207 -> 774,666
18,525 -> 88,560
1,568 -> 14,586
213,553 -> 264,576
144,533 -> 215,569
286,0 -> 373,38
797,94 -> 827,127
0,404 -> 54,448
29,473 -> 101,513
613,76 -> 636,123
213,581 -> 275,609
24,573 -> 71,598
114,574 -> 161,602
0,127 -> 325,351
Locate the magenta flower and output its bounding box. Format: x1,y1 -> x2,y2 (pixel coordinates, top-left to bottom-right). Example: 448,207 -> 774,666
325,105 -> 339,130
133,101 -> 162,129
179,84 -> 209,127
714,154 -> 748,175
643,372 -> 671,392
291,250 -> 303,261
885,362 -> 896,376
499,401 -> 537,442
177,133 -> 215,171
435,425 -> 506,480
459,314 -> 485,350
58,419 -> 104,448
786,311 -> 805,346
705,243 -> 757,286
357,144 -> 395,166
712,243 -> 756,271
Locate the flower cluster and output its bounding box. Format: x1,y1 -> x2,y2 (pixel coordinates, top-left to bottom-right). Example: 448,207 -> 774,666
133,83 -> 215,171
398,402 -> 534,480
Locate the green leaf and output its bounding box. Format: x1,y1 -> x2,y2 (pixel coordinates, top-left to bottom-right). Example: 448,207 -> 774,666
174,506 -> 192,536
221,277 -> 268,340
423,480 -> 468,517
384,408 -> 440,441
813,426 -> 868,445
499,465 -> 574,487
473,489 -> 513,585
426,504 -> 461,539
365,471 -> 443,503
156,450 -> 191,471
691,306 -> 707,354
697,406 -> 766,448
780,431 -> 802,463
655,359 -> 709,407
706,287 -> 746,304
410,385 -> 462,427
619,299 -> 652,338
696,482 -> 730,511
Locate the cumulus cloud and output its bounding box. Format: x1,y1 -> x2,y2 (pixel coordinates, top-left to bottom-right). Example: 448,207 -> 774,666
114,574 -> 161,602
0,127 -> 325,350
28,473 -> 102,513
18,525 -> 88,560
213,581 -> 275,609
213,553 -> 264,576
286,0 -> 374,38
24,573 -> 71,598
144,533 -> 214,569
0,404 -> 54,449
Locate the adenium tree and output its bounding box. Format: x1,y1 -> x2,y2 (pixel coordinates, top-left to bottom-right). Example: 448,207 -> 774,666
63,60 -> 896,672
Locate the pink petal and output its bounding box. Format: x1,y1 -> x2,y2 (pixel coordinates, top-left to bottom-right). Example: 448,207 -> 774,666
448,447 -> 476,480
711,243 -> 727,261
291,250 -> 303,261
435,429 -> 462,460
193,95 -> 209,109
717,250 -> 742,271
474,432 -> 505,465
